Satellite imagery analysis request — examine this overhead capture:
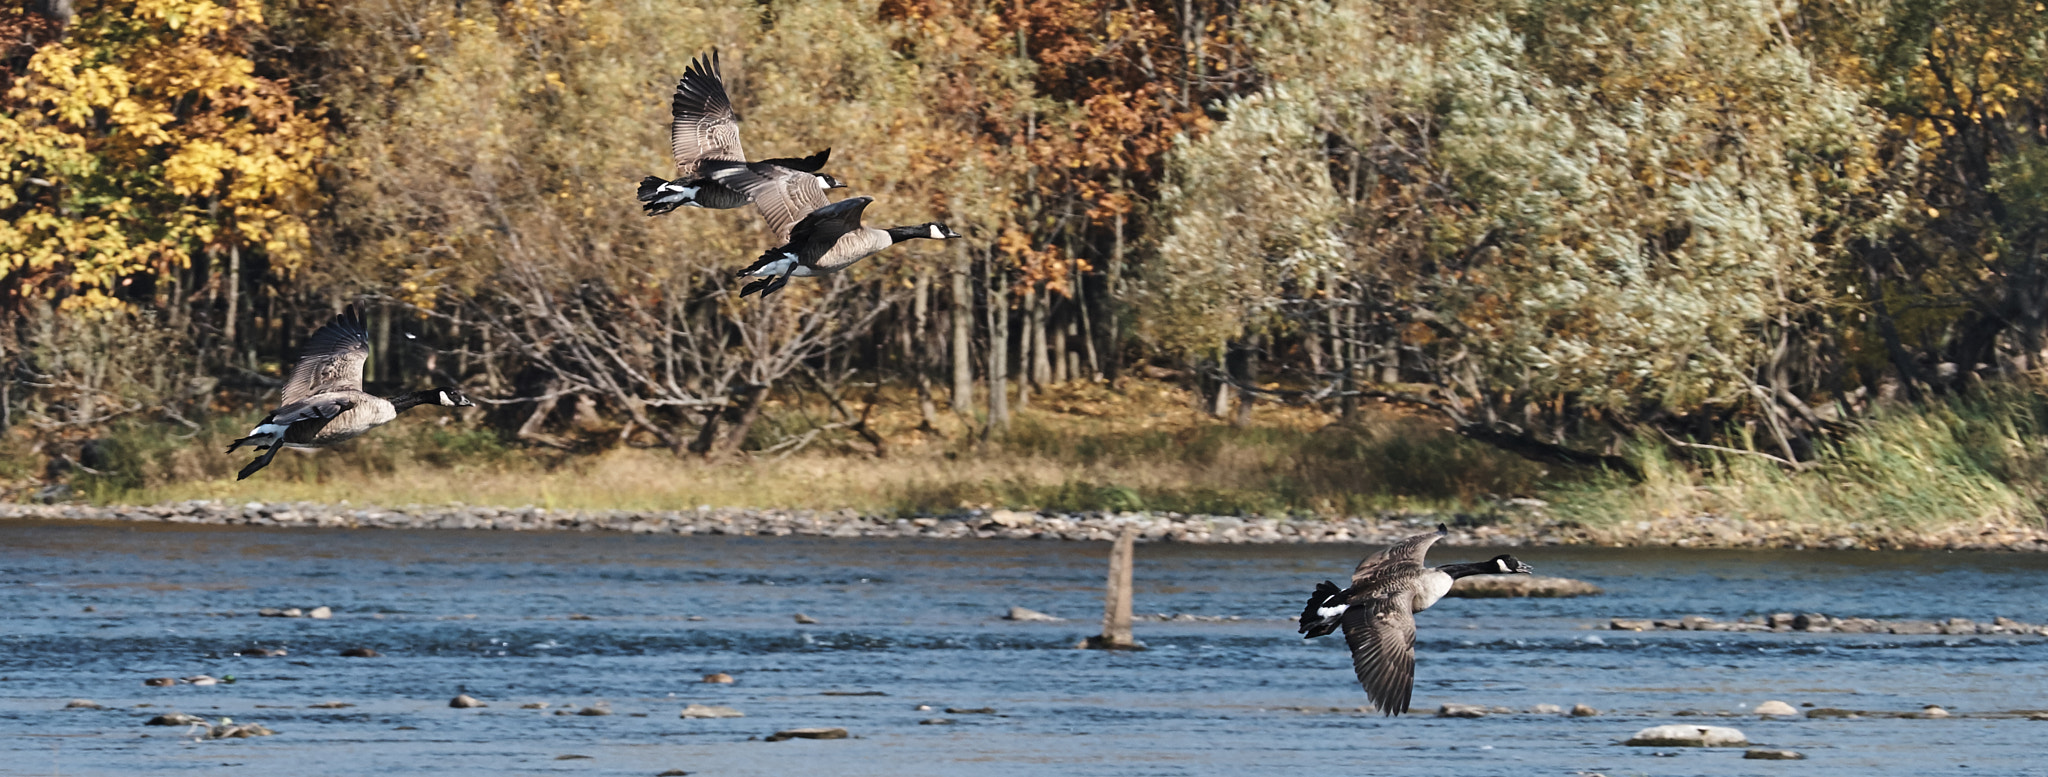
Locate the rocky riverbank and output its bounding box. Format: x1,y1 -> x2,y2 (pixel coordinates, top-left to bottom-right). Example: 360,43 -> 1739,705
3,500 -> 2047,551
1609,612 -> 2048,636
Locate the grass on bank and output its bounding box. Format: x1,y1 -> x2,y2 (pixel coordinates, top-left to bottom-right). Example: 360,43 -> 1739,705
13,379 -> 2048,534
42,380 -> 1551,516
1555,386 -> 2048,532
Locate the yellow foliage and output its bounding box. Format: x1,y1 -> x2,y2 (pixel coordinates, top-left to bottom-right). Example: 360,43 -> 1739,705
0,0 -> 324,310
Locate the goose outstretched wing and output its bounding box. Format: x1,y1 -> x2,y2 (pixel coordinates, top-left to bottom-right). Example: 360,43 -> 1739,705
668,50 -> 746,179
1352,524 -> 1446,585
1340,588 -> 1419,715
283,307 -> 370,406
706,156 -> 833,241
783,196 -> 872,260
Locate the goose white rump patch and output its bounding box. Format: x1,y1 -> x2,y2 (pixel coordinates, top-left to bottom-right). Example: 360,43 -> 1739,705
1315,603 -> 1349,619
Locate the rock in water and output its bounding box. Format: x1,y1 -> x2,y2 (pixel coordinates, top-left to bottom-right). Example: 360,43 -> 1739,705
308,606 -> 333,619
143,677 -> 176,687
576,705 -> 612,716
449,694 -> 487,708
1436,703 -> 1488,718
919,718 -> 956,725
1004,606 -> 1063,622
1746,749 -> 1807,760
793,613 -> 819,624
657,770 -> 692,776
65,699 -> 102,709
521,702 -> 550,709
944,707 -> 995,715
339,647 -> 381,658
1570,704 -> 1600,717
1448,576 -> 1603,598
765,727 -> 848,742
1918,705 -> 1950,718
146,712 -> 206,726
702,673 -> 735,684
1625,725 -> 1749,747
1530,704 -> 1563,715
1754,700 -> 1799,717
207,721 -> 275,739
680,704 -> 744,719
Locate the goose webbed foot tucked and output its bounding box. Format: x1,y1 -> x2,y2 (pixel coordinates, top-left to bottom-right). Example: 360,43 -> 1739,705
740,273 -> 792,298
237,446 -> 282,481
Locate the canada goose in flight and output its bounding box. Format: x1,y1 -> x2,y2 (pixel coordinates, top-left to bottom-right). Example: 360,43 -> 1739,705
227,306 -> 473,480
636,50 -> 844,215
1297,524 -> 1533,715
734,196 -> 961,297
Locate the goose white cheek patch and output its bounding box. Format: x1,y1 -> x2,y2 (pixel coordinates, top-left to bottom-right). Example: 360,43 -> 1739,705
1497,559 -> 1510,572
928,224 -> 944,239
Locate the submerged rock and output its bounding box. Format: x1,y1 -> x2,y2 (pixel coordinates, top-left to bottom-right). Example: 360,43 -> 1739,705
919,718 -> 956,725
1754,700 -> 1799,717
145,712 -> 206,726
66,699 -> 102,709
1436,703 -> 1488,718
680,704 -> 744,719
793,613 -> 819,624
521,702 -> 550,709
1004,606 -> 1063,622
449,694 -> 487,708
339,647 -> 381,658
1805,707 -> 1859,719
308,701 -> 353,709
207,721 -> 275,739
1625,725 -> 1748,747
702,673 -> 735,684
1571,704 -> 1600,717
765,727 -> 848,742
1745,748 -> 1807,760
577,705 -> 612,716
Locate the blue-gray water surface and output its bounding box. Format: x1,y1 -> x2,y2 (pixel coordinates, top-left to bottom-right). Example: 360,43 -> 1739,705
3,519 -> 2046,776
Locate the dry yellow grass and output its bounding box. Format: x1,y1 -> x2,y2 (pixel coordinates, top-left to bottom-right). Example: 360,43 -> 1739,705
62,379 -> 1549,515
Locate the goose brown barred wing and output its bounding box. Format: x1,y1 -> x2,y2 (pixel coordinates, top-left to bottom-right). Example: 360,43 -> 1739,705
1340,587 -> 1419,715
709,161 -> 833,242
668,50 -> 745,179
1351,526 -> 1445,586
282,307 -> 369,406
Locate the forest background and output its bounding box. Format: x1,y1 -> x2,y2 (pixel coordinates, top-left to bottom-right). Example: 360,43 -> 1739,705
8,0 -> 2048,536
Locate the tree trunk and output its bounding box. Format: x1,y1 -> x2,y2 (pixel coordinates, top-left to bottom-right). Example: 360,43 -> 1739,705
371,304 -> 390,385
986,260 -> 1010,431
951,243 -> 975,414
1051,300 -> 1069,384
1030,285 -> 1052,388
223,244 -> 240,353
1102,212 -> 1125,382
1074,254 -> 1101,381
1080,526 -> 1143,650
1017,284 -> 1035,409
912,270 -> 940,430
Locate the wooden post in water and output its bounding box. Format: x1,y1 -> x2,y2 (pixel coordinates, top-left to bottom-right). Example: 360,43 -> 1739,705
1081,526 -> 1144,650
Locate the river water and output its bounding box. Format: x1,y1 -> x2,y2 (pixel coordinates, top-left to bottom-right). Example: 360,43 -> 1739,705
2,519 -> 2045,776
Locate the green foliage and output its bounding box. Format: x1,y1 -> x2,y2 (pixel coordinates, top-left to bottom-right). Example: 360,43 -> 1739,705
1557,386 -> 2048,530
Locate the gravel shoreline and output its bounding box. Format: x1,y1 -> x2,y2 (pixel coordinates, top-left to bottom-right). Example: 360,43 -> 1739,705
5,500 -> 2048,551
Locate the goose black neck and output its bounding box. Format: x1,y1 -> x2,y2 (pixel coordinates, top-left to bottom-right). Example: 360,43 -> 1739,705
387,389 -> 442,412
1438,561 -> 1504,580
885,225 -> 933,244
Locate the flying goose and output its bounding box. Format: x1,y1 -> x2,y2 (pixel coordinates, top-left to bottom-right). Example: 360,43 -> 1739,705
636,50 -> 845,215
734,196 -> 961,297
227,306 -> 473,480
1297,524 -> 1533,715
